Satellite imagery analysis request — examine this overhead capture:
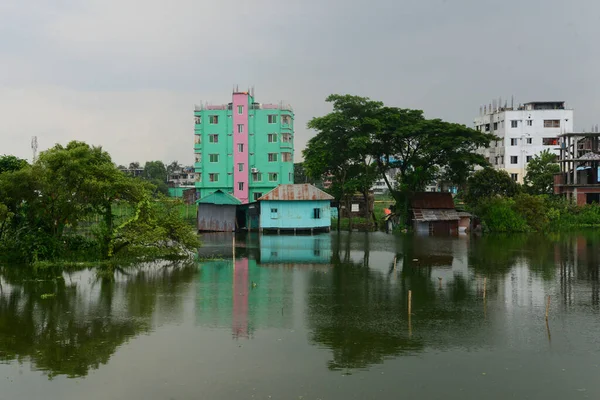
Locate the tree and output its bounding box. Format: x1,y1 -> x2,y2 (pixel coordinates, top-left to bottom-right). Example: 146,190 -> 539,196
524,150 -> 560,195
167,161 -> 181,176
142,161 -> 169,195
293,162 -> 310,184
0,155 -> 28,174
464,168 -> 521,207
0,142 -> 199,262
372,108 -> 495,223
304,95 -> 383,228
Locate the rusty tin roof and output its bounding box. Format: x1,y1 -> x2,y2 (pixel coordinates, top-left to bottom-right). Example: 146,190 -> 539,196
258,184 -> 334,201
410,192 -> 455,209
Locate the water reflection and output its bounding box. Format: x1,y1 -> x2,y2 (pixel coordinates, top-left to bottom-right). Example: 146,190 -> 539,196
1,231 -> 600,386
0,261 -> 197,378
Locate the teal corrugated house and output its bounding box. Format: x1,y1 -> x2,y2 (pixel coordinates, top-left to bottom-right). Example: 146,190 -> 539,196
254,184 -> 334,233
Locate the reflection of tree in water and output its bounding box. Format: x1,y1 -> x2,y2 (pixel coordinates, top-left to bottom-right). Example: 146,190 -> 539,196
306,234 -> 486,372
0,261 -> 197,378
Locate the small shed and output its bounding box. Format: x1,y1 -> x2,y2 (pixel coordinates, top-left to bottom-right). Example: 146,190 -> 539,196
196,190 -> 241,232
257,184 -> 334,233
410,192 -> 459,235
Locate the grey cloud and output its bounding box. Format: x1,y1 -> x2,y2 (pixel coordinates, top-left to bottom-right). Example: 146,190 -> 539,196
1,0 -> 599,165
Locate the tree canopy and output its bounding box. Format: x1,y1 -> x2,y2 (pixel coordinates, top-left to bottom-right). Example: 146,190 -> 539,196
464,167 -> 521,207
303,94 -> 495,225
0,141 -> 199,263
524,150 -> 560,195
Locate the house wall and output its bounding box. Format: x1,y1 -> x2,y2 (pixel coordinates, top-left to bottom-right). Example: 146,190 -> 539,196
197,204 -> 237,232
259,200 -> 331,230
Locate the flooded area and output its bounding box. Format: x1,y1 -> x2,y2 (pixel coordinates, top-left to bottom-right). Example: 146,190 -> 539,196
1,232 -> 600,399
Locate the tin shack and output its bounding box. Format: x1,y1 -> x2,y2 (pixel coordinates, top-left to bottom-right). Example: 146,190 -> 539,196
410,192 -> 460,235
196,190 -> 241,232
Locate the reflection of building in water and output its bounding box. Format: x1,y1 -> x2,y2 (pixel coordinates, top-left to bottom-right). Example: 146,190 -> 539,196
259,234 -> 332,265
196,257 -> 294,338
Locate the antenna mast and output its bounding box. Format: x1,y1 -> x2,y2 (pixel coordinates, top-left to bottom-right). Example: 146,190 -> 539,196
31,136 -> 38,162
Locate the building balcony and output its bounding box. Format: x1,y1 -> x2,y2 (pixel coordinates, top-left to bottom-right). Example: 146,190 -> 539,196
280,141 -> 293,149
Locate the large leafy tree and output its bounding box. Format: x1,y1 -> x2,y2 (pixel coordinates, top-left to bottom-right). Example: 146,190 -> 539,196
0,142 -> 199,262
304,95 -> 383,228
464,167 -> 521,207
524,150 -> 560,195
373,109 -> 495,221
0,155 -> 28,174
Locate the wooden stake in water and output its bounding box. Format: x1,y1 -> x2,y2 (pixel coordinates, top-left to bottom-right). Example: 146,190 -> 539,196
408,290 -> 412,338
393,257 -> 397,270
483,277 -> 487,301
545,295 -> 551,321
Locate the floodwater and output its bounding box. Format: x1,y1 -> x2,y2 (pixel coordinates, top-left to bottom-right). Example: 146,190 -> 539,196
1,232 -> 600,399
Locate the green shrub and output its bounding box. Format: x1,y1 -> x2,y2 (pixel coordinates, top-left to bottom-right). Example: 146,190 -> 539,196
475,197 -> 529,233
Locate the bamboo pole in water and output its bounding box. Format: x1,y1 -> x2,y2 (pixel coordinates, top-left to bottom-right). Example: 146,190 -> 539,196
408,290 -> 412,338
545,295 -> 551,321
393,257 -> 397,270
483,277 -> 487,300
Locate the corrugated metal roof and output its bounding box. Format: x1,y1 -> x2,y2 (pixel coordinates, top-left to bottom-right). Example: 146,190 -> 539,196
258,184 -> 334,201
413,209 -> 459,221
410,192 -> 455,209
196,190 -> 241,205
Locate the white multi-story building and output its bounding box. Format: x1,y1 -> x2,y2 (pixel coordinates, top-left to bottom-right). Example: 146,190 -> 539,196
474,101 -> 574,183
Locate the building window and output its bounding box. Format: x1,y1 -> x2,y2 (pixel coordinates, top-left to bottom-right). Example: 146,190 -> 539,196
510,156 -> 518,164
253,192 -> 262,201
526,137 -> 532,144
209,134 -> 218,143
252,172 -> 263,182
195,135 -> 201,144
493,122 -> 498,130
195,116 -> 201,124
544,120 -> 560,128
237,124 -> 244,133
485,124 -> 490,132
526,120 -> 533,126
543,137 -> 559,146
270,208 -> 278,219
511,120 -> 518,128
269,173 -> 278,182
268,115 -> 277,124
238,163 -> 244,172
237,105 -> 243,115
526,155 -> 533,163
510,138 -> 518,146
268,153 -> 278,162
510,173 -> 518,181
209,154 -> 219,163
313,208 -> 321,219
209,115 -> 218,124
268,133 -> 277,143
281,133 -> 292,142
209,173 -> 219,182
281,115 -> 291,125
238,143 -> 244,152
238,182 -> 244,191
281,152 -> 292,162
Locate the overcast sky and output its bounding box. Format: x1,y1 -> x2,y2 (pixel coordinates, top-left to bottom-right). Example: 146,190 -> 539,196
1,0 -> 599,166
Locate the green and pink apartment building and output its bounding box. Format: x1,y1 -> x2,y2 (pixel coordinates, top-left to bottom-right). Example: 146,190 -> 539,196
194,89 -> 294,203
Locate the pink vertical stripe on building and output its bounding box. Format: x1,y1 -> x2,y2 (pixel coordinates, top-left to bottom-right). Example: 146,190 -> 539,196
232,93 -> 249,203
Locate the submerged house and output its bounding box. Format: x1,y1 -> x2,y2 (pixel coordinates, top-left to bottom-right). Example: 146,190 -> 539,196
238,184 -> 334,233
196,190 -> 241,232
410,192 -> 460,235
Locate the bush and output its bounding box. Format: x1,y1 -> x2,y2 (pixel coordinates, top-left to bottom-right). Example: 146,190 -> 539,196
475,197 -> 529,233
